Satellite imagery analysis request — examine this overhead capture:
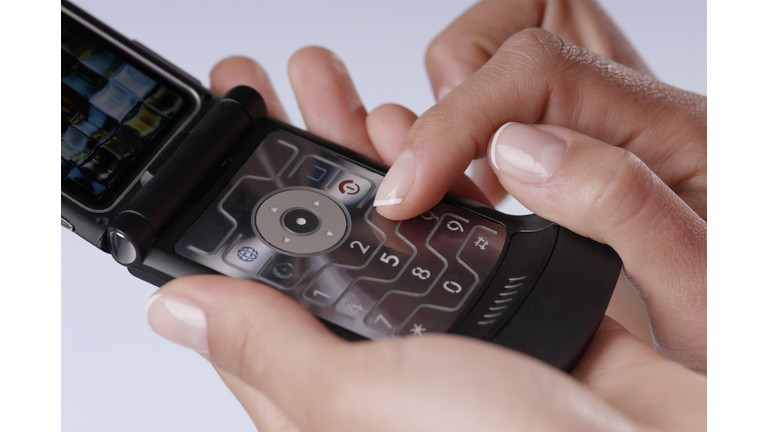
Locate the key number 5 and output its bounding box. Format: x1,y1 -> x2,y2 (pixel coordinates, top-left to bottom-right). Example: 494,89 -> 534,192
412,267 -> 431,280
379,253 -> 400,267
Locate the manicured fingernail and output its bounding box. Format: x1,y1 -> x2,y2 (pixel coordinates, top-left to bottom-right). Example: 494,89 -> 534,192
374,151 -> 415,207
436,86 -> 452,101
146,292 -> 209,354
489,123 -> 567,183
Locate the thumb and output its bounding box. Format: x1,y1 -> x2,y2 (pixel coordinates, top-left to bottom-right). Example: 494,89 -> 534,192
145,275 -> 345,430
486,122 -> 707,372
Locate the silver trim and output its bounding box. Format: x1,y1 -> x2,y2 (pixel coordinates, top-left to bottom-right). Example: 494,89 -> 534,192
61,217 -> 74,231
60,4 -> 202,213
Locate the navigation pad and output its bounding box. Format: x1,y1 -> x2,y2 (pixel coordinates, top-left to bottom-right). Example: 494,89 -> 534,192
176,131 -> 508,340
254,189 -> 348,255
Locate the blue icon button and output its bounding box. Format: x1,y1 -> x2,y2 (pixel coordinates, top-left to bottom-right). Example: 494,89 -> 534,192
237,246 -> 259,262
307,165 -> 327,182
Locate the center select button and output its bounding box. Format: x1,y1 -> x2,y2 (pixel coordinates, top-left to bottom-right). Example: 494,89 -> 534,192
254,188 -> 349,255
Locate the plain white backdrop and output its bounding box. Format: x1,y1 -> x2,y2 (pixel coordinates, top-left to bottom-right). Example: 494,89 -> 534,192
60,1 -> 706,431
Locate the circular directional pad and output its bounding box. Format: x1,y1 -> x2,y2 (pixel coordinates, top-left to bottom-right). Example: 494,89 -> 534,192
254,188 -> 349,255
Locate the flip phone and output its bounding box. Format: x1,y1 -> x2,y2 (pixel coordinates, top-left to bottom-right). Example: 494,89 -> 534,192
61,0 -> 621,371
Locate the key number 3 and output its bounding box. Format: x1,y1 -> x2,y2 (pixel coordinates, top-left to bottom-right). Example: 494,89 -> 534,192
411,267 -> 431,280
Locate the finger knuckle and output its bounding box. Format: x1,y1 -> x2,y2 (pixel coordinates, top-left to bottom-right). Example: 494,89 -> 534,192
231,317 -> 262,383
426,34 -> 456,67
585,149 -> 655,238
497,27 -> 597,86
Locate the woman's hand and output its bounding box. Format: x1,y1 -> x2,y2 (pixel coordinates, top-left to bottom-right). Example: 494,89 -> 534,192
423,0 -> 658,204
147,276 -> 705,432
372,7 -> 706,372
143,31 -> 705,429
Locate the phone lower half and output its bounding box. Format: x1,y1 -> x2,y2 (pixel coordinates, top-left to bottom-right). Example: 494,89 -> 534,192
123,118 -> 622,372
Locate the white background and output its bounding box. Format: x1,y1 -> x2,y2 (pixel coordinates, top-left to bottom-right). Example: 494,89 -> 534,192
61,1 -> 706,431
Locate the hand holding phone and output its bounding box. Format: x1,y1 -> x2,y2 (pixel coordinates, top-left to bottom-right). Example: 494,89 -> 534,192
60,1 -> 708,430
61,1 -> 621,372
161,18 -> 705,432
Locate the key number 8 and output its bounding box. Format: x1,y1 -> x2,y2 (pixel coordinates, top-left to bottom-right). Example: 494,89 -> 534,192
411,267 -> 431,280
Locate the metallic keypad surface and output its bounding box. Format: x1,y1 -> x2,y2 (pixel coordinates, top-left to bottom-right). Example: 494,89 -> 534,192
177,131 -> 508,339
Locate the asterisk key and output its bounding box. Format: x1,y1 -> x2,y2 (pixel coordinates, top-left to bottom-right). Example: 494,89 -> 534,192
410,324 -> 426,336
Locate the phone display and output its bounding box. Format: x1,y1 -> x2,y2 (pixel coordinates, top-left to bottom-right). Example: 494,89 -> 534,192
61,0 -> 622,372
61,14 -> 195,208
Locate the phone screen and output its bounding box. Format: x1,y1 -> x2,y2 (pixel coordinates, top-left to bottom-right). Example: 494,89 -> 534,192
61,14 -> 195,209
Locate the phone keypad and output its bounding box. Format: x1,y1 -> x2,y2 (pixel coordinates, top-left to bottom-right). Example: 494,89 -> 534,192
176,131 -> 507,340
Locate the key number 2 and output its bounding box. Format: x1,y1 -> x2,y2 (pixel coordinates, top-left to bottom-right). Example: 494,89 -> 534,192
350,240 -> 370,254
411,267 -> 431,280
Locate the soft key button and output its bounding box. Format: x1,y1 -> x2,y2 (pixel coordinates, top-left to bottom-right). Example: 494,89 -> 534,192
327,170 -> 375,209
237,133 -> 299,181
221,177 -> 280,223
223,235 -> 273,277
288,156 -> 340,189
259,254 -> 314,291
178,208 -> 235,255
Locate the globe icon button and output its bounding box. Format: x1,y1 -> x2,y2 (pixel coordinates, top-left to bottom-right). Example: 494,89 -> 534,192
237,246 -> 259,262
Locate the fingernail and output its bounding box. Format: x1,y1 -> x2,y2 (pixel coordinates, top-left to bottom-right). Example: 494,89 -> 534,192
374,151 -> 415,207
146,292 -> 210,354
436,86 -> 452,101
489,123 -> 567,183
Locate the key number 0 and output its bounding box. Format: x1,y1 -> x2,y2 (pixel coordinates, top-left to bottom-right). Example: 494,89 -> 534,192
411,267 -> 431,280
443,280 -> 462,294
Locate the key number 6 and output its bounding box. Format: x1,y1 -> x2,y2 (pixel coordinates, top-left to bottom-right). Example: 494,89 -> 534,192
412,267 -> 431,280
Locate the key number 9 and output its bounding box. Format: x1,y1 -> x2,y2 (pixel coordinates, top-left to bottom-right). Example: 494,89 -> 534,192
411,267 -> 431,280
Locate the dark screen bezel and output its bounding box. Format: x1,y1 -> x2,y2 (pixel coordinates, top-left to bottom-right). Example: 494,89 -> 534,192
61,11 -> 200,212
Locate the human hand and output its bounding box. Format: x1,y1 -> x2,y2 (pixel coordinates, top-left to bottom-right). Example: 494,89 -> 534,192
147,275 -> 705,432
372,5 -> 706,372
143,39 -> 705,430
423,0 -> 658,204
